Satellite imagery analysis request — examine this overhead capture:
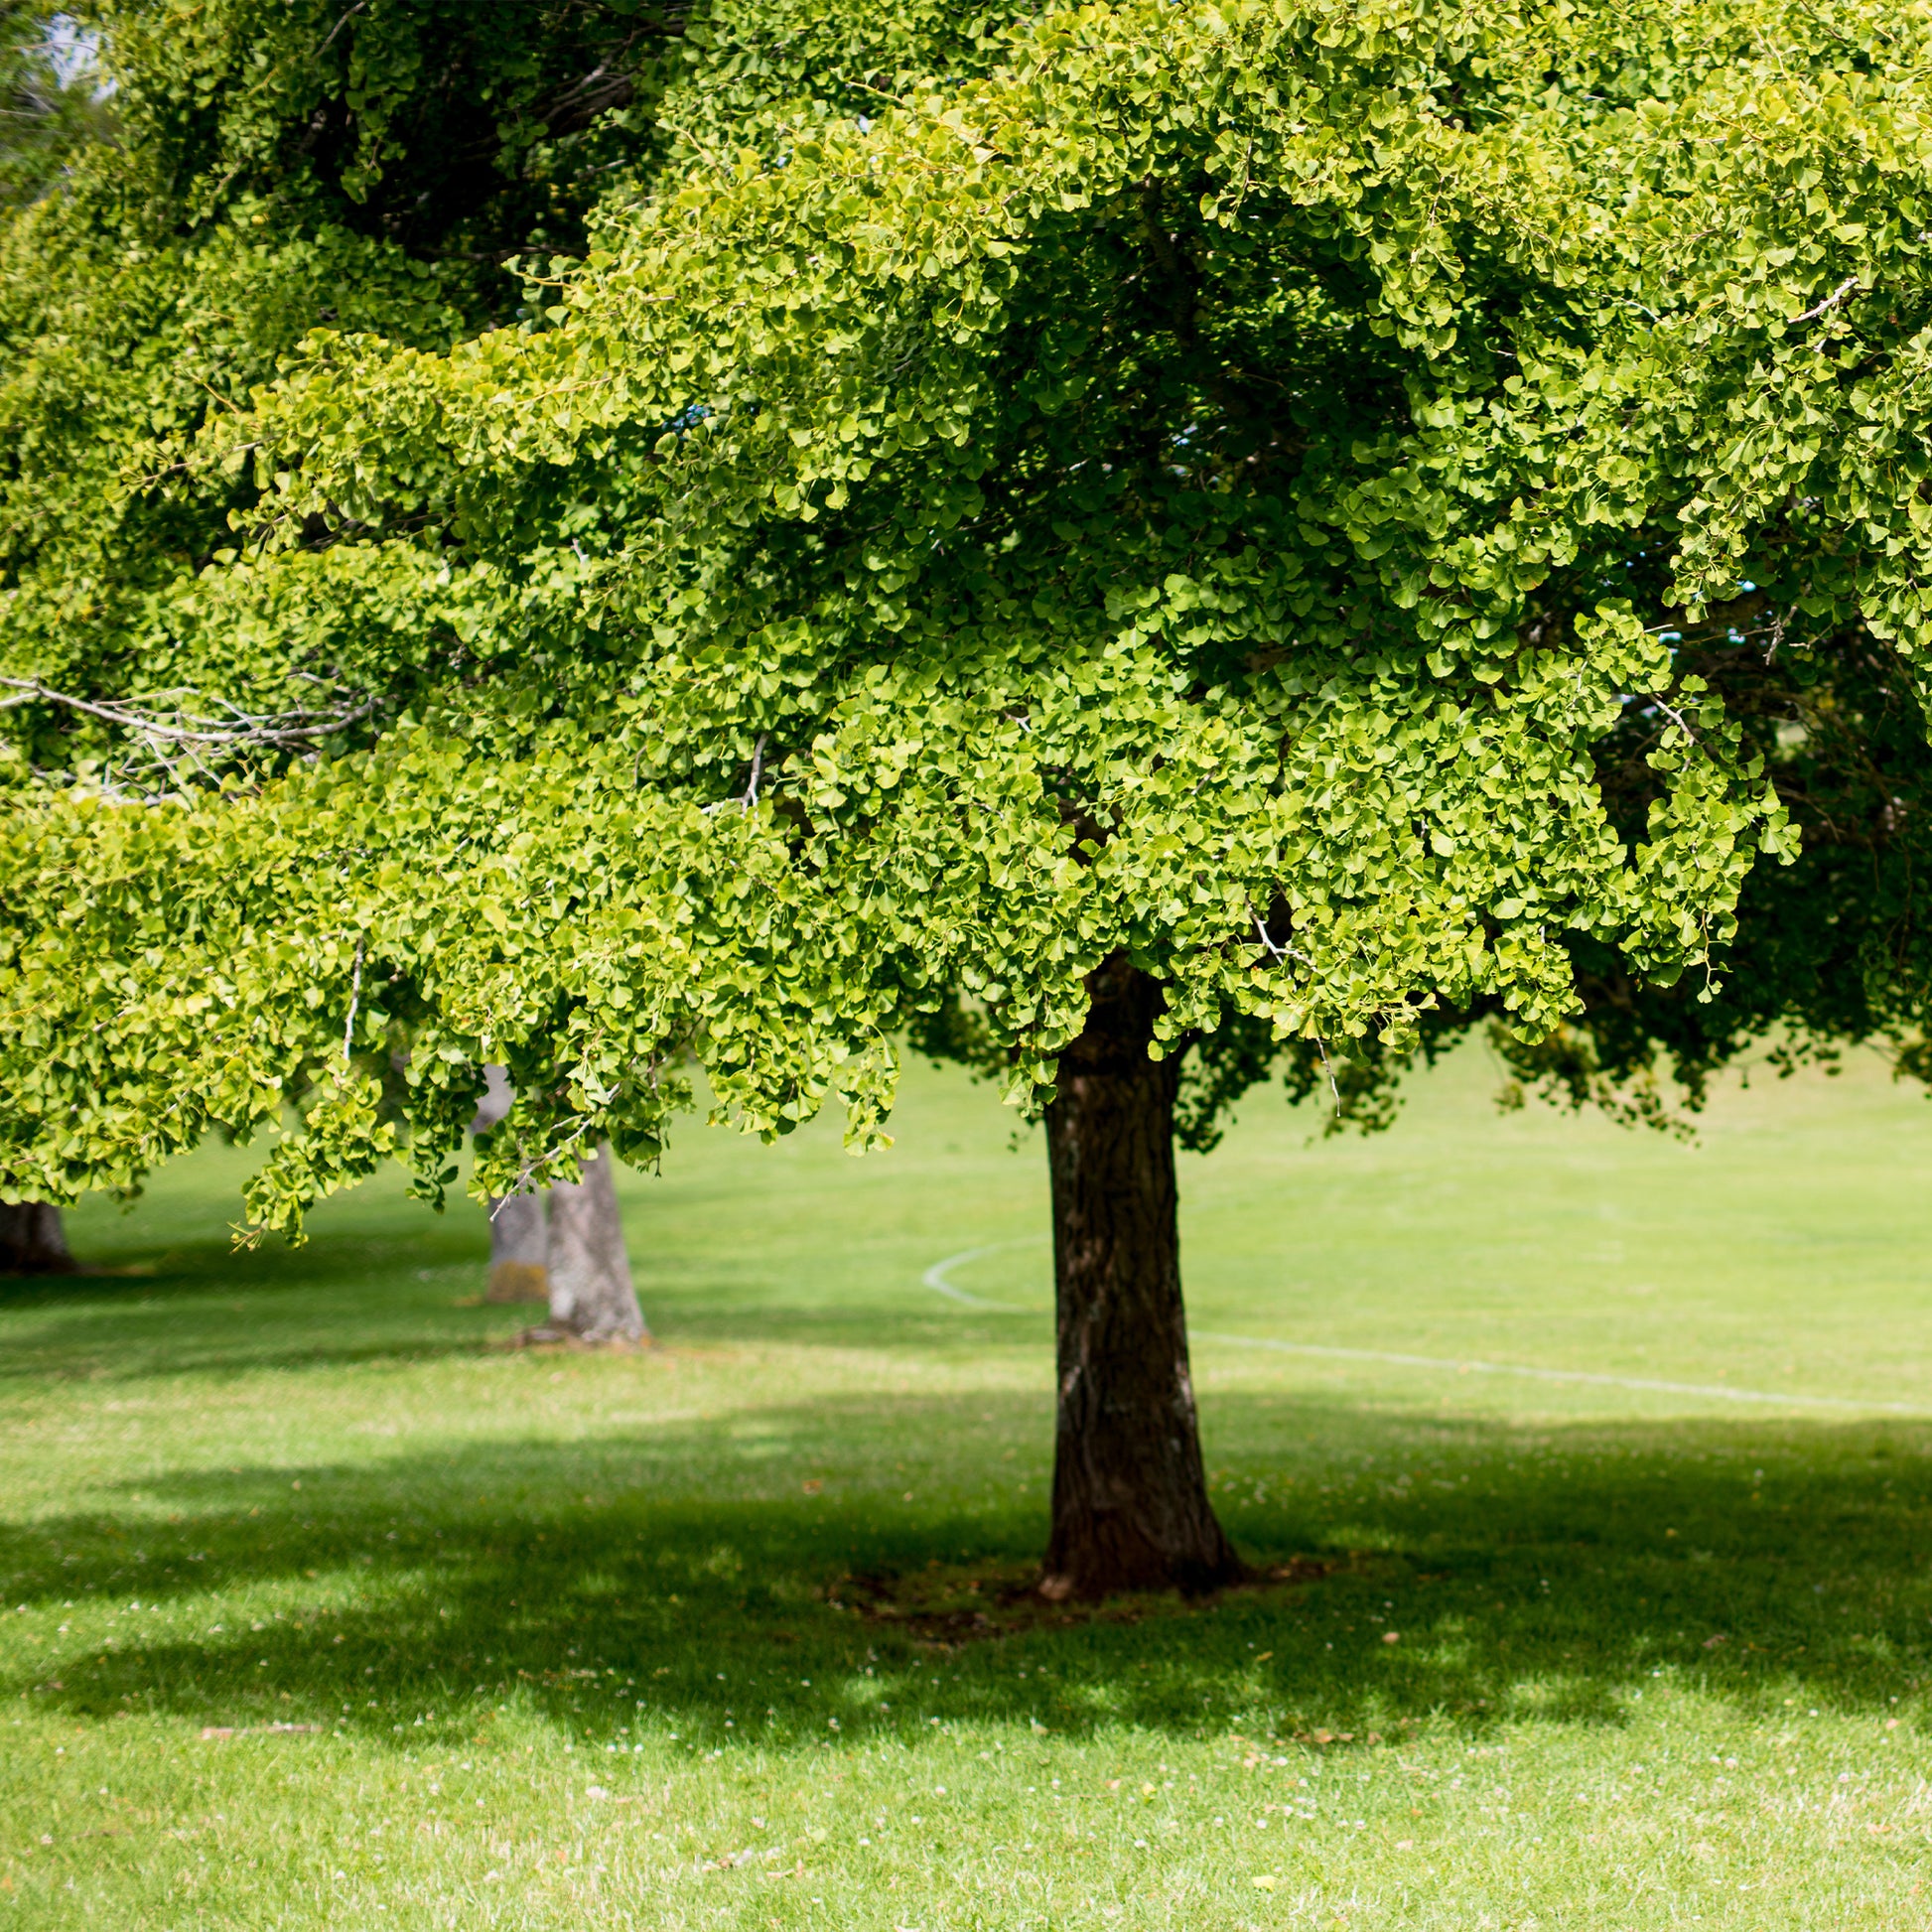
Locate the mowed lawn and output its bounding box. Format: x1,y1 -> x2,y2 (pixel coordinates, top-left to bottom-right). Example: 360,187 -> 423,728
4,1044 -> 1932,1929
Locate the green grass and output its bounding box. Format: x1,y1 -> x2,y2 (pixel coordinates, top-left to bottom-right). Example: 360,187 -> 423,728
5,1043 -> 1932,1927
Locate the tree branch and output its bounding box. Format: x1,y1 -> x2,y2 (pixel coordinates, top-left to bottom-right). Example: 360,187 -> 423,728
0,678 -> 375,750
1791,276 -> 1861,327
342,936 -> 365,1063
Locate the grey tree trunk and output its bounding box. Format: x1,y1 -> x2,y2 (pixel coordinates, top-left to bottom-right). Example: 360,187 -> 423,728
0,1202 -> 73,1274
540,1142 -> 647,1344
485,1190 -> 549,1304
473,1065 -> 547,1303
473,1066 -> 643,1343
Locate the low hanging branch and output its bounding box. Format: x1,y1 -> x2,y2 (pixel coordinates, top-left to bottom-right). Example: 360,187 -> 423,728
0,678 -> 378,752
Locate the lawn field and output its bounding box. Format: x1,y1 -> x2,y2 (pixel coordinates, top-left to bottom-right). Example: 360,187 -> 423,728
4,1042 -> 1932,1928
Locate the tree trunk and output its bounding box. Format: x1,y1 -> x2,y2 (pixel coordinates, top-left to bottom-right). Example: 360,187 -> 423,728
539,1142 -> 648,1344
484,1190 -> 549,1304
0,1201 -> 73,1274
472,1064 -> 547,1303
1037,955 -> 1241,1600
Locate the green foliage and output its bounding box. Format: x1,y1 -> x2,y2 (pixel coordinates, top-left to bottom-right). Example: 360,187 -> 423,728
1497,624 -> 1932,1124
25,0 -> 1932,1230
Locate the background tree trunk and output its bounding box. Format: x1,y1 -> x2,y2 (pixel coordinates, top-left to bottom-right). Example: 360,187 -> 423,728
0,1202 -> 73,1274
485,1190 -> 549,1304
1038,955 -> 1241,1600
472,1064 -> 547,1303
540,1142 -> 647,1344
473,1068 -> 641,1337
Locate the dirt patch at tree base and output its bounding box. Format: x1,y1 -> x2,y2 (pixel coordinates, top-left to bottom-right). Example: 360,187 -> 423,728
505,1328 -> 654,1352
821,1554 -> 1348,1648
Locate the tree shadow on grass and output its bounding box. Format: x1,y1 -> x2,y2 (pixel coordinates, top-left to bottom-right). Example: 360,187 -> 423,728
3,1392 -> 1929,1755
0,1228 -> 510,1382
0,1242 -> 1023,1383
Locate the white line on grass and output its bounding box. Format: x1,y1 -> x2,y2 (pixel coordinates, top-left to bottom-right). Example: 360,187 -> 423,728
919,1239 -> 1932,1417
1187,1333 -> 1932,1416
919,1241 -> 1036,1311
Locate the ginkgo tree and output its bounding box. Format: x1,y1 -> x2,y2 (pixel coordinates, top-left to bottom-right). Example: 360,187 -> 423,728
9,0 -> 1932,1595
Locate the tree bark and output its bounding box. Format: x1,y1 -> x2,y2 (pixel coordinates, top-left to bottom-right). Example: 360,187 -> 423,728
1037,954 -> 1241,1600
484,1189 -> 549,1304
0,1201 -> 73,1274
539,1141 -> 648,1344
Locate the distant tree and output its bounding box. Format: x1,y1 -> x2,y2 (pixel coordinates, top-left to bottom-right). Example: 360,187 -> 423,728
473,1066 -> 645,1339
484,1189 -> 552,1306
15,0 -> 1932,1594
0,1199 -> 70,1272
472,1067 -> 551,1305
534,1144 -> 648,1344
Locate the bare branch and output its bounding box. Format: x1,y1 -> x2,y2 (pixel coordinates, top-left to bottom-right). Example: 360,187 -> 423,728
342,936 -> 366,1064
0,677 -> 375,751
492,1112 -> 601,1209
1250,911 -> 1311,968
1314,1035 -> 1342,1119
316,2 -> 364,54
1791,276 -> 1861,327
702,732 -> 772,814
1647,695 -> 1700,744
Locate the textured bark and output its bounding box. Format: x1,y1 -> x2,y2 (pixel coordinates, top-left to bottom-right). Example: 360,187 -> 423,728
484,1190 -> 549,1304
1038,955 -> 1241,1600
0,1201 -> 73,1274
539,1142 -> 647,1343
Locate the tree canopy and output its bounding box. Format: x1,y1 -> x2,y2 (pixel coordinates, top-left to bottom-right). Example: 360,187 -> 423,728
6,0 -> 1932,1232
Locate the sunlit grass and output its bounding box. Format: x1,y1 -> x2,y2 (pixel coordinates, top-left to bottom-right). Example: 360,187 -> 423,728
3,1045 -> 1931,1926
